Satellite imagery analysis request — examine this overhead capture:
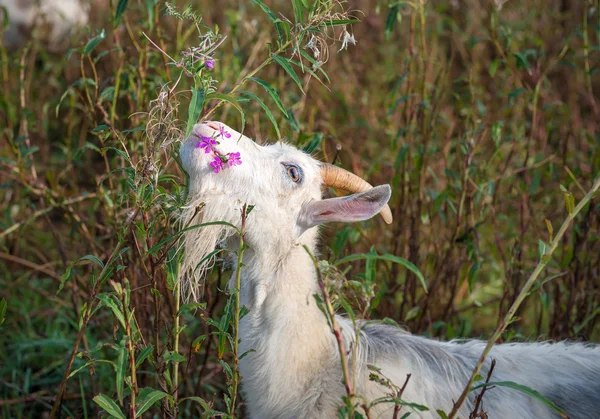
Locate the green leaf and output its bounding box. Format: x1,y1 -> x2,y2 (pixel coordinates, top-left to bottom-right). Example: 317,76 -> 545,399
272,55 -> 305,94
291,0 -> 304,23
180,397 -> 227,416
288,58 -> 327,89
249,77 -> 289,118
135,344 -> 154,369
164,351 -> 186,363
147,221 -> 240,256
299,49 -> 330,83
563,191 -> 575,215
239,90 -> 281,140
178,302 -> 207,316
97,294 -> 126,329
0,298 -> 6,326
302,133 -> 322,153
116,339 -> 127,405
80,254 -> 105,268
114,0 -> 129,28
252,0 -> 284,41
57,254 -> 105,295
68,359 -> 116,379
205,92 -> 245,134
437,410 -> 449,419
324,19 -> 360,26
385,6 -> 399,40
135,388 -> 170,417
489,58 -> 501,77
145,0 -> 156,30
471,381 -> 569,418
185,87 -> 205,139
84,29 -> 106,56
336,253 -> 427,293
93,394 -> 126,419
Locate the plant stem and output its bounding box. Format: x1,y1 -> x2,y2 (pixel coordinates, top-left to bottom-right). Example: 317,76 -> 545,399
49,223 -> 135,418
173,278 -> 181,404
201,39 -> 292,122
304,246 -> 355,415
447,176 -> 600,419
229,205 -> 248,418
1,193 -> 97,240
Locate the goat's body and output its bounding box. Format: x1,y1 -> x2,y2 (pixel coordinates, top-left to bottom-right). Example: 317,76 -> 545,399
236,244 -> 600,419
180,122 -> 600,419
0,0 -> 90,50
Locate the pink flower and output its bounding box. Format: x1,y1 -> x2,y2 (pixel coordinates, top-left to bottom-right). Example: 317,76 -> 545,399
210,155 -> 224,173
228,152 -> 242,166
196,135 -> 216,153
219,125 -> 231,139
205,60 -> 215,69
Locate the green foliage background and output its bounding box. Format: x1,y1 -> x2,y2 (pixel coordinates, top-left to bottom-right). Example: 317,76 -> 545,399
0,0 -> 598,417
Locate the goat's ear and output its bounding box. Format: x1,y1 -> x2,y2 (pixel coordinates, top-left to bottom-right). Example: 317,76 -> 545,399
299,185 -> 391,229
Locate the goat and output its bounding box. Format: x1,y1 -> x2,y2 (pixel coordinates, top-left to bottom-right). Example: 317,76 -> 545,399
179,121 -> 600,419
0,0 -> 90,50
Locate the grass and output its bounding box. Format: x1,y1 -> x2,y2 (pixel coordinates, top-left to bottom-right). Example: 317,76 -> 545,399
0,0 -> 599,417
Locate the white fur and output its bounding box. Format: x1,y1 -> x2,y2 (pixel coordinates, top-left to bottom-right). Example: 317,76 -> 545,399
180,121 -> 600,419
0,0 -> 89,50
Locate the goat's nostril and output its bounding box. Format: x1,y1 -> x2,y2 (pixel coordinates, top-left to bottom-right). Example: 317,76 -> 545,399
206,122 -> 220,131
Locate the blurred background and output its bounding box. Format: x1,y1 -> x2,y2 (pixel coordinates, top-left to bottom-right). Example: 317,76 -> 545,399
0,0 -> 598,417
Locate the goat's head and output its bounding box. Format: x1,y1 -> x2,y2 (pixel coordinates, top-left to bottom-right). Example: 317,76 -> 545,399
179,121 -> 392,298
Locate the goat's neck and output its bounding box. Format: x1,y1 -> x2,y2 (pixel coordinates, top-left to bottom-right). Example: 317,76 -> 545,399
234,230 -> 338,397
237,230 -> 325,322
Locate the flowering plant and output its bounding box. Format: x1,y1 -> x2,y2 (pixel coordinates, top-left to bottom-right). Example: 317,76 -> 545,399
195,125 -> 242,173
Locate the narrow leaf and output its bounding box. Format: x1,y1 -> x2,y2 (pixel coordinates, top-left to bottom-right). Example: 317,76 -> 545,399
249,77 -> 289,118
135,344 -> 154,369
205,92 -> 245,134
385,6 -> 399,40
93,394 -> 126,419
185,87 -> 205,139
116,339 -> 127,405
336,253 -> 427,293
0,298 -> 6,325
252,0 -> 284,41
97,294 -> 126,329
471,381 -> 568,418
291,0 -> 304,23
135,389 -> 170,417
114,0 -> 129,28
239,91 -> 281,140
272,55 -> 305,94
84,30 -> 106,56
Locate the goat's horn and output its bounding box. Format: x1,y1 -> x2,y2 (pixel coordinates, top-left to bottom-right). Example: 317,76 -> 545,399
320,163 -> 393,224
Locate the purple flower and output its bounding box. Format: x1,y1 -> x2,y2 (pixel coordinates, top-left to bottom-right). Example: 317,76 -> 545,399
210,155 -> 224,173
228,152 -> 242,167
196,135 -> 216,153
205,60 -> 215,69
219,125 -> 231,139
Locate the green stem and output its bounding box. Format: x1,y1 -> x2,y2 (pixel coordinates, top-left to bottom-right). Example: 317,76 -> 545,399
201,39 -> 293,122
230,205 -> 247,418
173,279 -> 180,403
447,176 -> 600,419
304,246 -> 355,415
1,193 -> 98,240
50,224 -> 136,418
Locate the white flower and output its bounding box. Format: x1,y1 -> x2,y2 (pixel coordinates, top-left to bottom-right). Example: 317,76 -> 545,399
306,35 -> 320,59
338,28 -> 356,52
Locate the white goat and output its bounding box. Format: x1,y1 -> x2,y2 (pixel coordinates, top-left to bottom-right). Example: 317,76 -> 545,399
179,121 -> 600,419
0,0 -> 89,50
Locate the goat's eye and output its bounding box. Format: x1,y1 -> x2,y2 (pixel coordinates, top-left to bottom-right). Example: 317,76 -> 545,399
287,166 -> 301,182
283,164 -> 303,183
